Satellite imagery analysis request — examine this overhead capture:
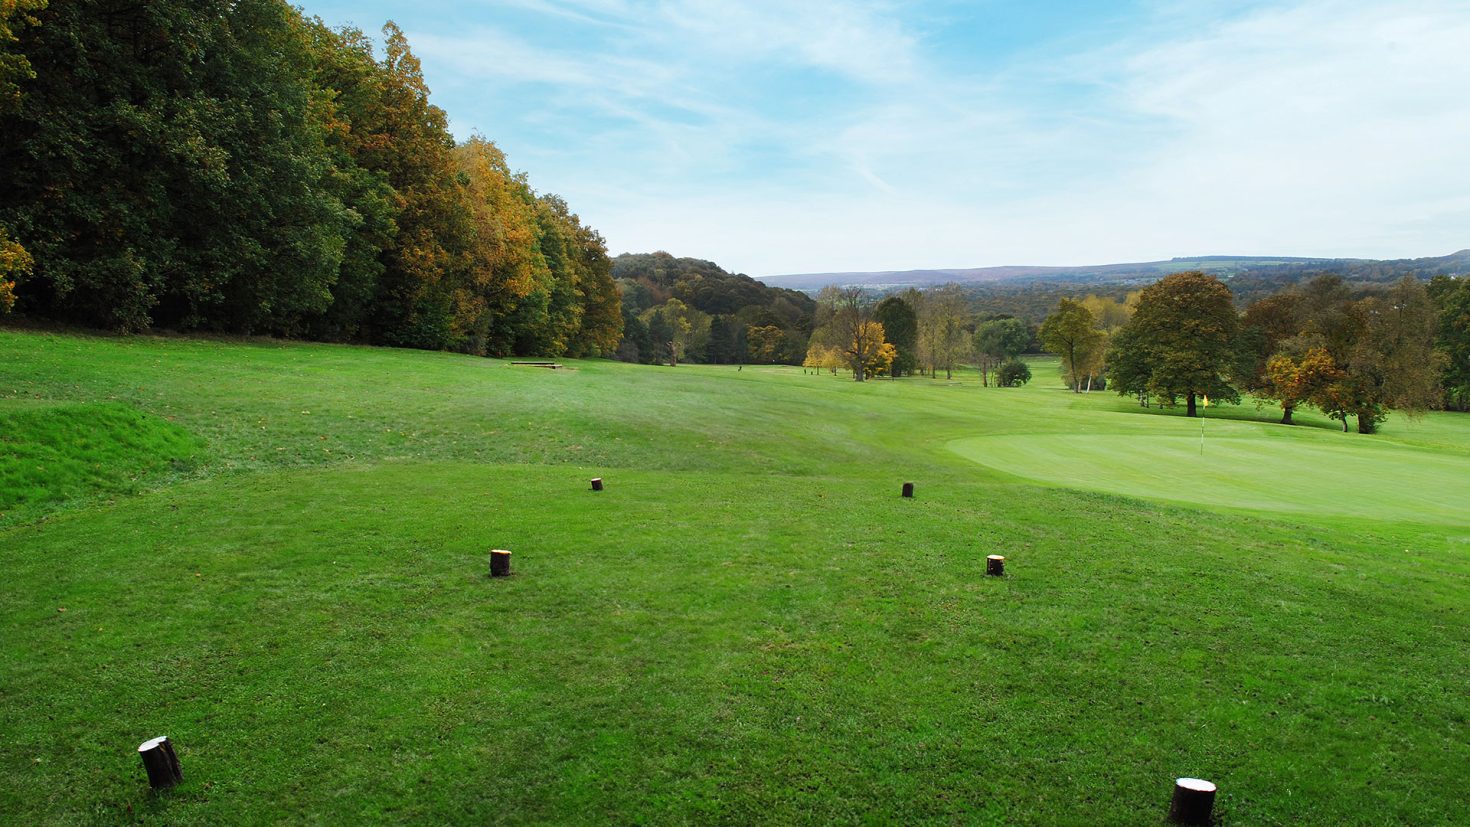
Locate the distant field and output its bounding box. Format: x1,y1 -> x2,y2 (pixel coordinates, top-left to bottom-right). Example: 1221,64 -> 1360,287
2,330 -> 1468,825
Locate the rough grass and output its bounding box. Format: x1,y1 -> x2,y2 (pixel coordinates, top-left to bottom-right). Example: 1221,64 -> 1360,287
0,401 -> 200,522
1,328 -> 1468,825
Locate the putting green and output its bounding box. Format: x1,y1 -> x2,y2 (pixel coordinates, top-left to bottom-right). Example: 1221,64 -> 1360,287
949,431 -> 1470,524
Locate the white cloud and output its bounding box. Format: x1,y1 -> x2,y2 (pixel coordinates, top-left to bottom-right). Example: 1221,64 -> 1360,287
401,0 -> 1470,274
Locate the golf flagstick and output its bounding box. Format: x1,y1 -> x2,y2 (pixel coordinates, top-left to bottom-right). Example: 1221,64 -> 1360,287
1199,394 -> 1209,455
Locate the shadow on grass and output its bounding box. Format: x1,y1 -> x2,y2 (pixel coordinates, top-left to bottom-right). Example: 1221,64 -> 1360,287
1051,386 -> 1350,433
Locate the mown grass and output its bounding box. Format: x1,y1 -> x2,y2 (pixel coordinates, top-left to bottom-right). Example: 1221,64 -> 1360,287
1,328 -> 1468,825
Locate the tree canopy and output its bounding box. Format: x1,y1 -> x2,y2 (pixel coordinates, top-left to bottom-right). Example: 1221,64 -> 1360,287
0,2 -> 618,357
873,295 -> 918,376
1105,271 -> 1241,416
612,252 -> 813,365
974,317 -> 1029,387
1040,299 -> 1104,393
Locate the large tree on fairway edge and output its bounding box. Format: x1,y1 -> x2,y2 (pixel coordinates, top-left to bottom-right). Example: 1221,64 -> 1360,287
1109,271 -> 1241,416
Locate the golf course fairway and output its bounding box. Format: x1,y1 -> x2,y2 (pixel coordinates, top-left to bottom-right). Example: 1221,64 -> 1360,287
3,332 -> 1469,825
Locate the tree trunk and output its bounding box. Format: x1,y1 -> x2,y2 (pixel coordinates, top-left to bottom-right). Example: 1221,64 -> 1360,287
1186,393 -> 1197,417
1357,413 -> 1376,434
1281,405 -> 1294,425
1085,375 -> 1093,393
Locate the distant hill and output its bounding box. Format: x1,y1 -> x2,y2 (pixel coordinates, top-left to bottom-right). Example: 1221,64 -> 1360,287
759,251 -> 1470,291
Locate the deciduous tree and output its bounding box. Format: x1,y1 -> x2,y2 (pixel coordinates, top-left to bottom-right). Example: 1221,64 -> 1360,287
745,324 -> 785,364
816,286 -> 885,381
1259,347 -> 1339,425
974,317 -> 1029,387
916,284 -> 972,379
1429,275 -> 1470,411
873,295 -> 918,376
1041,299 -> 1104,393
1106,272 -> 1240,415
997,358 -> 1031,387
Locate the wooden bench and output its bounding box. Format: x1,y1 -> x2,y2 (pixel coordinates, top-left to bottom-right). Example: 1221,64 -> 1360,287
510,361 -> 564,369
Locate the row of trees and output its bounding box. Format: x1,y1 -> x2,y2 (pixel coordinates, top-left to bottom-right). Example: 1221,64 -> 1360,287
1039,270 -> 1464,433
804,286 -> 1034,385
0,1 -> 620,356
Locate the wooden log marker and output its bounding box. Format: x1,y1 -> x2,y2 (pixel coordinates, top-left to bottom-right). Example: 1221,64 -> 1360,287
590,477 -> 603,492
901,482 -> 914,498
138,736 -> 182,789
986,554 -> 1005,577
489,549 -> 512,577
1168,777 -> 1217,825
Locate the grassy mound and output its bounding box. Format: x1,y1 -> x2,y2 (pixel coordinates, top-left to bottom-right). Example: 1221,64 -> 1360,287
0,400 -> 200,521
1,329 -> 1467,824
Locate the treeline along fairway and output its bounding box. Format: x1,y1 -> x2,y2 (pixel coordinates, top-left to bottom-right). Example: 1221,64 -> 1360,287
0,1 -> 622,356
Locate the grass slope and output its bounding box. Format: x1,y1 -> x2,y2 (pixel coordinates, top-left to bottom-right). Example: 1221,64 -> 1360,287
0,401 -> 200,522
1,329 -> 1468,825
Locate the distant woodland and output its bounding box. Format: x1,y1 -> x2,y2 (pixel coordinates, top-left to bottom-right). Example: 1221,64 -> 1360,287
1,2 -> 1466,408
612,252 -> 815,366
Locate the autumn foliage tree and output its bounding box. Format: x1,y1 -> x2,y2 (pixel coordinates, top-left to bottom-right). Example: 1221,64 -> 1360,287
0,4 -> 619,355
814,286 -> 888,381
1258,347 -> 1339,425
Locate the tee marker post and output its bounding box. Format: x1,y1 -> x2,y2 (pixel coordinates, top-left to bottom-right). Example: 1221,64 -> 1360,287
489,549 -> 512,577
138,736 -> 183,789
1168,777 -> 1216,825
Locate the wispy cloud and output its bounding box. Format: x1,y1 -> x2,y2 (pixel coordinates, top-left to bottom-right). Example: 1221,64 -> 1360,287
342,0 -> 1470,274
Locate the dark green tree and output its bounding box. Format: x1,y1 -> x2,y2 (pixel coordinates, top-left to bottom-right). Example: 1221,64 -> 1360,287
1428,275 -> 1470,411
873,295 -> 918,376
973,317 -> 1029,387
706,315 -> 736,363
997,359 -> 1031,387
1,0 -> 353,333
1107,271 -> 1240,416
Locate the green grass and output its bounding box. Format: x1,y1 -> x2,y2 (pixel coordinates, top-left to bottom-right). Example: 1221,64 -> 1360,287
0,401 -> 201,521
950,428 -> 1470,524
2,329 -> 1468,825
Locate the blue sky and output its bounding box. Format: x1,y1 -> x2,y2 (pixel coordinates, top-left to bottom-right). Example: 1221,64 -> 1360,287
304,0 -> 1470,277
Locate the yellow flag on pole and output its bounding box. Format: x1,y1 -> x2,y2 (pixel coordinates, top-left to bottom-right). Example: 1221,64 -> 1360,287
1202,394 -> 1210,408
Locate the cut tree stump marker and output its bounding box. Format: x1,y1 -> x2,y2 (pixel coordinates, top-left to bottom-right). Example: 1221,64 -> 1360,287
901,482 -> 914,498
986,555 -> 1005,577
489,549 -> 512,577
1168,777 -> 1216,825
590,477 -> 603,492
138,736 -> 182,789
